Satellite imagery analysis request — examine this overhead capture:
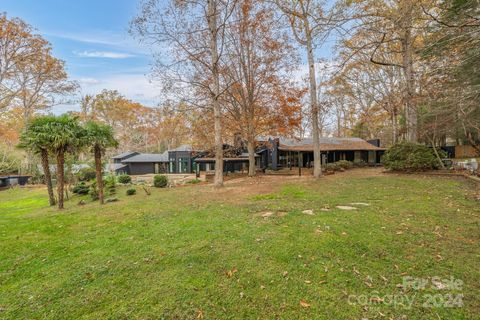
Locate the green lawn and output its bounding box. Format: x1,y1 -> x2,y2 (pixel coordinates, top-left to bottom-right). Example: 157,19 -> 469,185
0,171 -> 479,319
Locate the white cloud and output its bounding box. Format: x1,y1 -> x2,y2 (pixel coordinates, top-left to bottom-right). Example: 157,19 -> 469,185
77,77 -> 101,85
74,50 -> 135,59
53,73 -> 160,115
45,30 -> 151,55
75,73 -> 160,106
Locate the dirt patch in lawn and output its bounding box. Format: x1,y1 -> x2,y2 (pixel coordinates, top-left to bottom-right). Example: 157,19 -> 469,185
187,168 -> 387,206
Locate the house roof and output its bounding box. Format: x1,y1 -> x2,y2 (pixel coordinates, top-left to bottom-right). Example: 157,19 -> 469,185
108,163 -> 128,171
261,137 -> 384,152
195,157 -> 252,162
121,151 -> 169,163
112,151 -> 139,160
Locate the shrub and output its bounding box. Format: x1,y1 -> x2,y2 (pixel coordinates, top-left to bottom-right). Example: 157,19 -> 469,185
72,182 -> 90,195
89,181 -> 99,200
324,163 -> 340,172
117,174 -> 131,184
126,188 -> 136,196
336,160 -> 353,170
104,174 -> 116,195
382,142 -> 445,171
353,160 -> 367,168
76,167 -> 96,182
153,174 -> 168,188
186,179 -> 201,184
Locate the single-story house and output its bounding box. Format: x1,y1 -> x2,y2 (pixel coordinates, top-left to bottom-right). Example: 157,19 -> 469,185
112,151 -> 169,175
110,145 -> 199,175
257,136 -> 385,170
194,149 -> 260,174
110,138 -> 384,176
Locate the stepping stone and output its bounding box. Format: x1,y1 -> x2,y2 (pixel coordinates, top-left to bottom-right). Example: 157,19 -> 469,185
336,206 -> 357,210
302,209 -> 314,215
350,202 -> 370,206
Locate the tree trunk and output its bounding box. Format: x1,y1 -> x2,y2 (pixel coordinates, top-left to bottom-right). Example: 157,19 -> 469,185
40,149 -> 56,206
94,145 -> 104,204
305,23 -> 322,178
56,151 -> 65,210
247,138 -> 256,178
429,138 -> 445,169
209,0 -> 224,187
392,109 -> 398,144
402,7 -> 417,142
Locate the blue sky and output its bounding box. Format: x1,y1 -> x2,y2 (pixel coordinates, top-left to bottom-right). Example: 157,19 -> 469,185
2,0 -> 159,112
2,0 -> 335,113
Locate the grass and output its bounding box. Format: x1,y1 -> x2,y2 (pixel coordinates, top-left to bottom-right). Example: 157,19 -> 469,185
0,171 -> 479,319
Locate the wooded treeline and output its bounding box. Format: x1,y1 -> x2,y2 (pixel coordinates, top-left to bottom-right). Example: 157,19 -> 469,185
1,0 -> 479,185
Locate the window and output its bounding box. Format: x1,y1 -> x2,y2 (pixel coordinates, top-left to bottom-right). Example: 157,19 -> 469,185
178,158 -> 189,173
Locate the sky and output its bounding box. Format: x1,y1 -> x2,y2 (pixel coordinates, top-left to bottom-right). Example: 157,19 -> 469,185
2,0 -> 159,113
2,0 -> 336,114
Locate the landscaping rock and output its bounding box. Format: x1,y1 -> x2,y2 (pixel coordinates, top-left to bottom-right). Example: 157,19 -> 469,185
350,202 -> 370,206
302,209 -> 314,215
336,205 -> 357,210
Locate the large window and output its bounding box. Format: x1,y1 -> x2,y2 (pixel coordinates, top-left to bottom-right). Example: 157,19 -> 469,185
178,158 -> 189,173
169,159 -> 176,173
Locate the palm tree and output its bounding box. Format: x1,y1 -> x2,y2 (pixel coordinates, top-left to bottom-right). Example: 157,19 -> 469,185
46,115 -> 84,210
85,121 -> 118,204
18,116 -> 57,206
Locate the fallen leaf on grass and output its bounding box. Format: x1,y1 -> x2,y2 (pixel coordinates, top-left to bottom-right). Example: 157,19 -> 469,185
226,268 -> 238,278
304,280 -> 311,284
300,300 -> 311,308
196,310 -> 204,319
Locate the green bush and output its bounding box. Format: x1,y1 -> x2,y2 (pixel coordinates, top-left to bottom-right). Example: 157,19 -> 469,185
117,174 -> 131,184
336,160 -> 353,169
324,163 -> 340,172
76,167 -> 96,182
89,181 -> 99,200
153,175 -> 168,188
104,175 -> 116,195
126,188 -> 136,196
186,179 -> 201,184
353,160 -> 367,167
72,182 -> 90,195
382,142 -> 445,171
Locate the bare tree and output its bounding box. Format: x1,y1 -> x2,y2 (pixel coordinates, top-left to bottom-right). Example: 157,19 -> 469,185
222,0 -> 298,176
131,0 -> 237,187
275,0 -> 340,178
